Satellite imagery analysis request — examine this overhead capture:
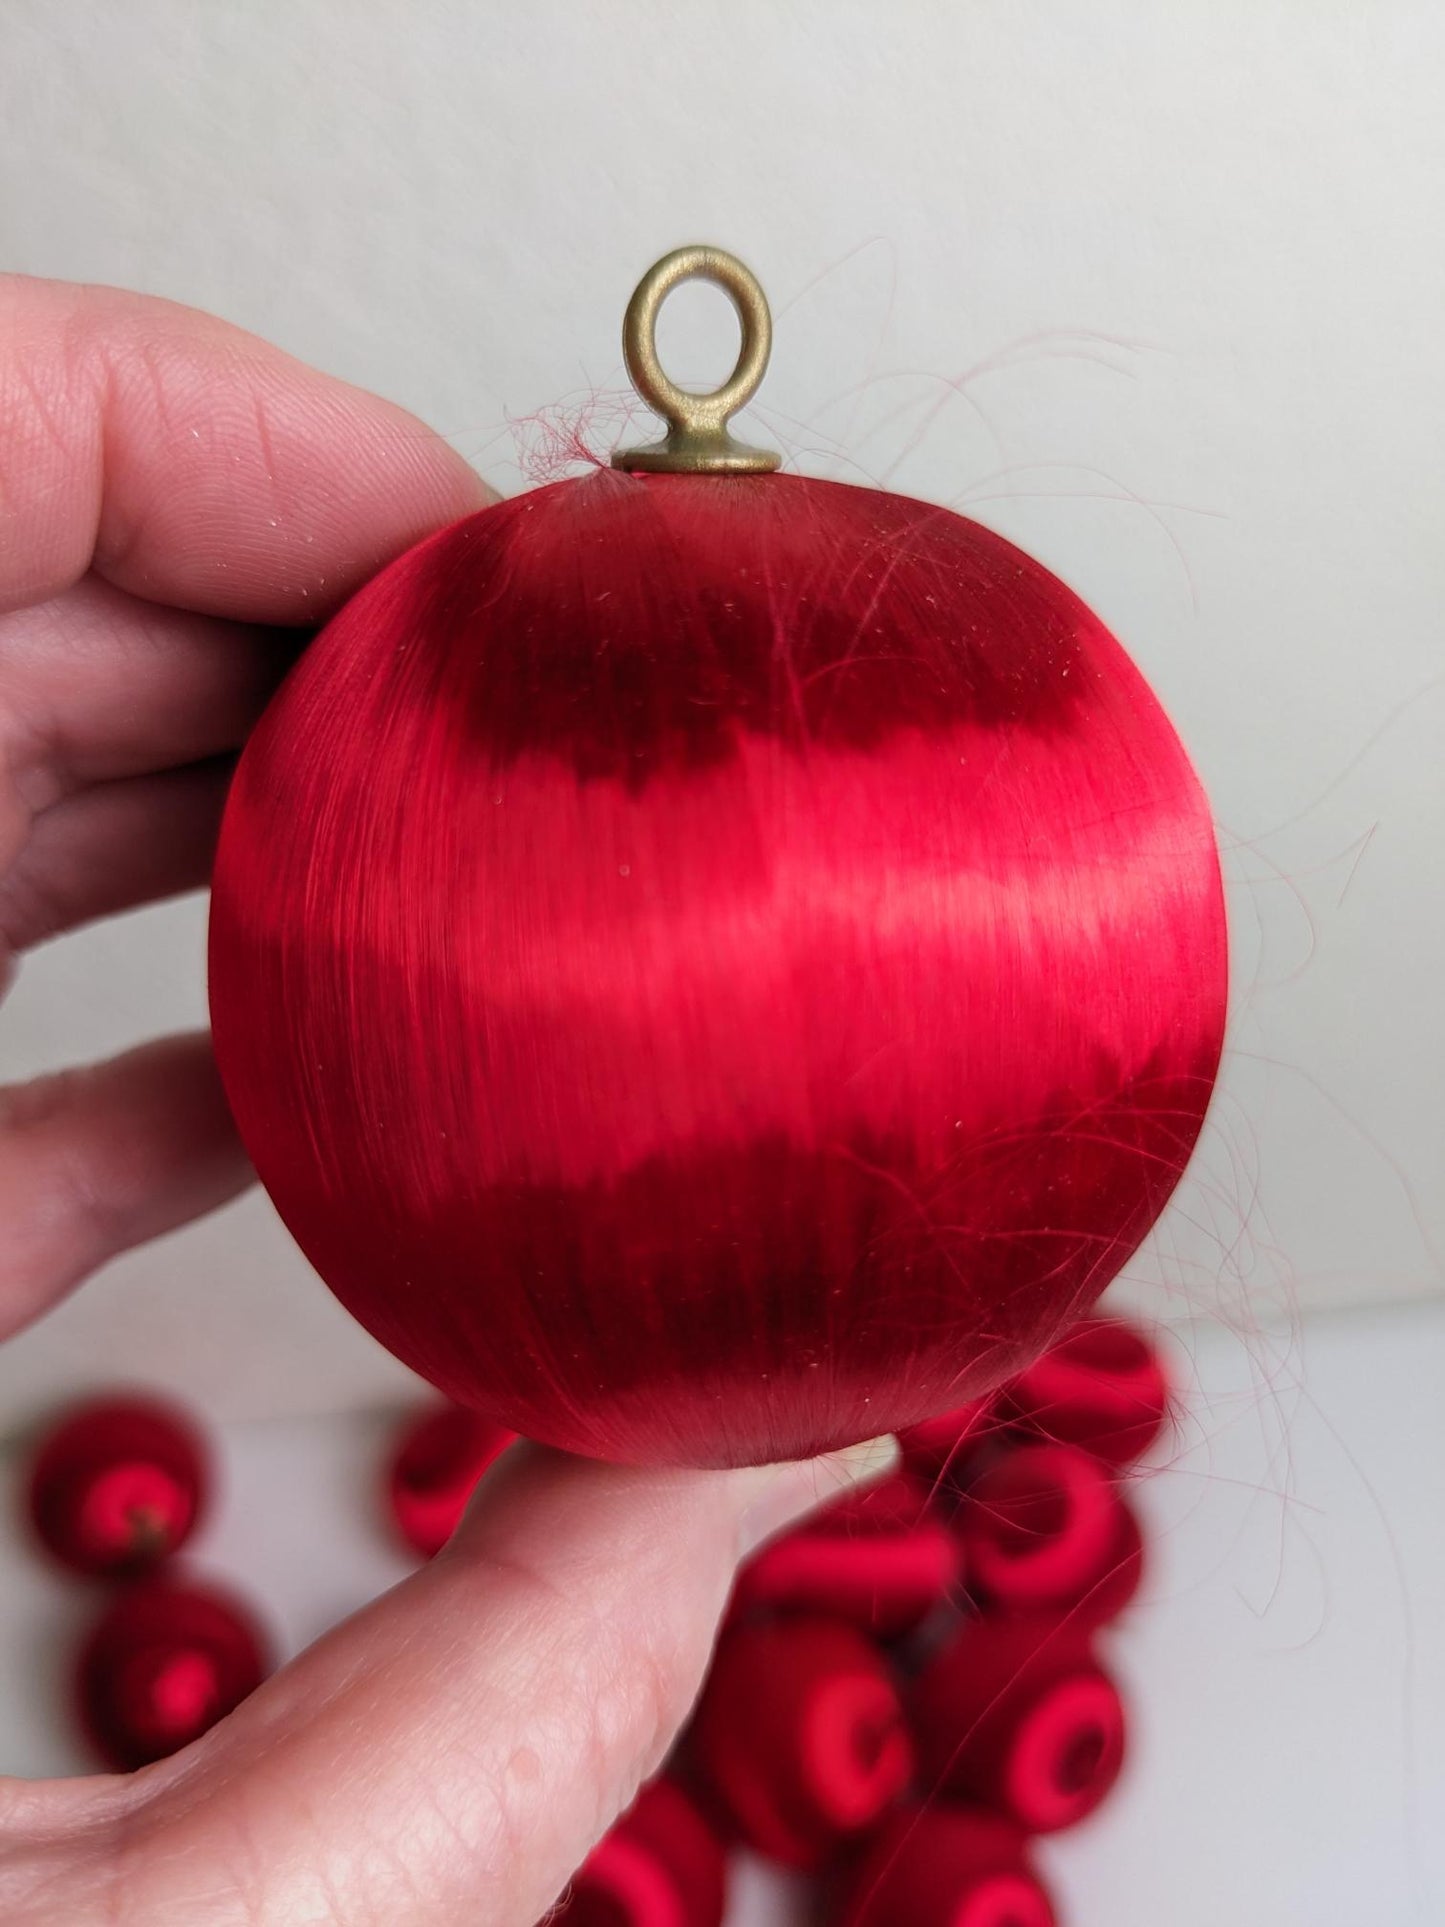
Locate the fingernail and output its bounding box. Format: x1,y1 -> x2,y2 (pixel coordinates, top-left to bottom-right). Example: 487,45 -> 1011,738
736,1434 -> 901,1559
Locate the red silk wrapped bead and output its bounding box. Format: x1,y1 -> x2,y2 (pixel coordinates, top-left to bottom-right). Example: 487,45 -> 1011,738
26,1396 -> 209,1578
209,460 -> 1228,1469
550,1777 -> 726,1927
385,1403 -> 515,1558
692,1618 -> 914,1867
899,1400 -> 994,1485
732,1472 -> 959,1638
1003,1317 -> 1171,1467
912,1618 -> 1126,1833
954,1442 -> 1143,1626
75,1579 -> 271,1770
834,1806 -> 1056,1927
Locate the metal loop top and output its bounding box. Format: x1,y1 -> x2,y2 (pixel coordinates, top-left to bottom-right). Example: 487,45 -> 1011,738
611,246 -> 781,475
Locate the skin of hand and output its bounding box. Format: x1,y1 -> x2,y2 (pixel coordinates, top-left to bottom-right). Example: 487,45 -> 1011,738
0,276 -> 897,1927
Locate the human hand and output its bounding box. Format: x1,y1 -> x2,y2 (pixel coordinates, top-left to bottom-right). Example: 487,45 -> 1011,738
0,277 -> 892,1925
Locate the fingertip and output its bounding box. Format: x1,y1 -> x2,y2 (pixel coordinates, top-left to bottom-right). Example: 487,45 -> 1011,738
735,1434 -> 902,1559
443,1431 -> 904,1575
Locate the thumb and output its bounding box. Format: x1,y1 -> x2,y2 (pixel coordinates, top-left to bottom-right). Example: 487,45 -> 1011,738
11,1437 -> 898,1927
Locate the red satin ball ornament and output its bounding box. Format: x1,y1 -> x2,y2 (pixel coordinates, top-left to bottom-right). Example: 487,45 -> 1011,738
26,1395 -> 209,1578
731,1471 -> 960,1639
954,1441 -> 1144,1625
75,1578 -> 271,1770
834,1807 -> 1056,1927
549,1777 -> 727,1927
209,251 -> 1226,1467
912,1618 -> 1126,1833
691,1617 -> 914,1868
1003,1315 -> 1172,1467
385,1402 -> 515,1559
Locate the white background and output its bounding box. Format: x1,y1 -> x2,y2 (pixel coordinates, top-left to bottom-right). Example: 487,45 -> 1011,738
0,6 -> 1442,1924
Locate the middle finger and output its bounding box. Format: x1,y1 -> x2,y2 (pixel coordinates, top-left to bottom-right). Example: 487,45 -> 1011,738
0,574 -> 295,813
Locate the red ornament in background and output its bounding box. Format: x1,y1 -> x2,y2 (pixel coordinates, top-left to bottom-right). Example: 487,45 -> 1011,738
834,1807 -> 1056,1927
549,1777 -> 727,1927
692,1617 -> 914,1868
731,1471 -> 960,1639
954,1441 -> 1144,1625
208,249 -> 1227,1468
75,1578 -> 271,1771
26,1396 -> 209,1579
912,1617 -> 1126,1833
386,1403 -> 515,1559
898,1399 -> 994,1486
1004,1316 -> 1173,1466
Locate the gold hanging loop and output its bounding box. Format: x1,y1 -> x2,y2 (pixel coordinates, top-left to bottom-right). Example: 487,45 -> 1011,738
612,246 -> 781,474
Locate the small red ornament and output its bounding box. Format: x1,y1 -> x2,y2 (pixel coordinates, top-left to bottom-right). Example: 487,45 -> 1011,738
691,1617 -> 913,1868
834,1806 -> 1056,1927
1004,1316 -> 1171,1467
208,248 -> 1227,1468
954,1441 -> 1144,1626
386,1403 -> 515,1558
898,1399 -> 994,1485
26,1395 -> 209,1579
912,1618 -> 1126,1833
731,1472 -> 959,1639
75,1578 -> 271,1771
550,1777 -> 727,1927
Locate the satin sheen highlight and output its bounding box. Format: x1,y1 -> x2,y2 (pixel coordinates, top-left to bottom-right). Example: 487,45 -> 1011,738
210,470 -> 1226,1465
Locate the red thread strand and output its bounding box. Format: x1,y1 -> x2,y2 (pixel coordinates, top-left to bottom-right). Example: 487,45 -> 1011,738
911,1616 -> 1127,1833
833,1806 -> 1056,1927
1002,1315 -> 1173,1465
953,1440 -> 1145,1624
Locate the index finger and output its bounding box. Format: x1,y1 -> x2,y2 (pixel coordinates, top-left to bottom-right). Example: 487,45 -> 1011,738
0,276 -> 493,622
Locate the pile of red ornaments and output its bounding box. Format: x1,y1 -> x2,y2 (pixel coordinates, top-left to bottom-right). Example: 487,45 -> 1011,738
15,1387 -> 516,1772
19,1313 -> 1171,1927
550,1313 -> 1172,1927
22,1394 -> 272,1770
17,1389 -> 513,1773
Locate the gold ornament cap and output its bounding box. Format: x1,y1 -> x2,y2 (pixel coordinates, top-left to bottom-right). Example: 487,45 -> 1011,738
612,246 -> 781,475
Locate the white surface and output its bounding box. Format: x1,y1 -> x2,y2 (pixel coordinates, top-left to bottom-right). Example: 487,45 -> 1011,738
1,1303 -> 1441,1925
